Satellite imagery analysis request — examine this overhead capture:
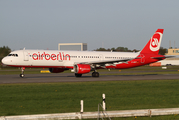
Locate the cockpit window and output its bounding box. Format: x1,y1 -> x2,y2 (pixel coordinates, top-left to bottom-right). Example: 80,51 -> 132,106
8,54 -> 18,57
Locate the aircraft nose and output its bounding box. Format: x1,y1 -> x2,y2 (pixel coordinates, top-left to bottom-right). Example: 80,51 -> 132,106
1,57 -> 10,65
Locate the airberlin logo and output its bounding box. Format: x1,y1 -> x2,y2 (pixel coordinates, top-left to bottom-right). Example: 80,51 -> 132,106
32,52 -> 71,61
151,38 -> 158,47
150,32 -> 162,52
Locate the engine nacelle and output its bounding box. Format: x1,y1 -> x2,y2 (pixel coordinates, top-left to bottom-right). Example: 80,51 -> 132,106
49,68 -> 65,73
74,64 -> 91,74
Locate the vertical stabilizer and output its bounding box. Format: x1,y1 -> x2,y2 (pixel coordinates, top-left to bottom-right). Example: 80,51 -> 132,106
140,29 -> 164,54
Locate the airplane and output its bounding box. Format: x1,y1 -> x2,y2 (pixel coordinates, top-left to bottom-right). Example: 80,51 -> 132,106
2,29 -> 168,78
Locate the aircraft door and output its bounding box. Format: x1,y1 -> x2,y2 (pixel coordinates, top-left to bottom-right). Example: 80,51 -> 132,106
99,54 -> 104,61
23,50 -> 29,61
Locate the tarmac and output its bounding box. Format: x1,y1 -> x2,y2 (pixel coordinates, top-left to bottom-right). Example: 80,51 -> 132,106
0,71 -> 179,84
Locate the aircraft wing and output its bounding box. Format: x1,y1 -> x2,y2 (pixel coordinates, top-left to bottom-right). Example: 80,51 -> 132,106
79,58 -> 136,65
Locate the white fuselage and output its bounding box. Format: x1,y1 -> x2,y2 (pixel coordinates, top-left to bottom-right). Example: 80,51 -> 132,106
2,50 -> 139,69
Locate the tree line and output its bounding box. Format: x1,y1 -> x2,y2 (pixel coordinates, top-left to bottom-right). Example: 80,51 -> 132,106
94,47 -> 139,52
94,47 -> 167,55
0,46 -> 11,67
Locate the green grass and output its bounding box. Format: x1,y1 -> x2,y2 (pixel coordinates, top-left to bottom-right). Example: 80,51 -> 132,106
0,68 -> 41,75
1,66 -> 179,119
1,80 -> 179,117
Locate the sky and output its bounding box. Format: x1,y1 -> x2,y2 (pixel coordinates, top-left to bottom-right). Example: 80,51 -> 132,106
1,0 -> 179,51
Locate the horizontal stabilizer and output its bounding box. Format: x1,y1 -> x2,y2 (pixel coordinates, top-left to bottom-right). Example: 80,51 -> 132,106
152,55 -> 175,60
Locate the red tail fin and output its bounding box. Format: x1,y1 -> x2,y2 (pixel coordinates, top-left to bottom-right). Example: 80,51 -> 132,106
140,29 -> 164,55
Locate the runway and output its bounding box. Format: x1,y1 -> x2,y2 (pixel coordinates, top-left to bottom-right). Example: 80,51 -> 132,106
0,72 -> 179,84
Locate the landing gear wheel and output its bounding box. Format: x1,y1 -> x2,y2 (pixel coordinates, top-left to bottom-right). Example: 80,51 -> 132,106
75,73 -> 82,77
20,67 -> 25,78
92,72 -> 99,77
20,74 -> 24,78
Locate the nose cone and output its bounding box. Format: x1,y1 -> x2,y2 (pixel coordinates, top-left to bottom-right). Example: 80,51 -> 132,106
1,57 -> 10,65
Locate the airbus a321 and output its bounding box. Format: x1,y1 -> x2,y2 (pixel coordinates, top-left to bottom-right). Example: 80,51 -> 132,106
2,29 -> 168,78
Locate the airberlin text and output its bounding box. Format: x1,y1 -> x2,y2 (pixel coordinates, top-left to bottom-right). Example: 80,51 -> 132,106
32,52 -> 70,61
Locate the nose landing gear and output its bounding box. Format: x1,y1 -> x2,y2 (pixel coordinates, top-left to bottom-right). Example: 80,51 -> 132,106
20,67 -> 25,78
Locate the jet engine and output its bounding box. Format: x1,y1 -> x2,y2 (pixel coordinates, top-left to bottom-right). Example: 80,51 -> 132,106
74,64 -> 91,74
49,68 -> 65,73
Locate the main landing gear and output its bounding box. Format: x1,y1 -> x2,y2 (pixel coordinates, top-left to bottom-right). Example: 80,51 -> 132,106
20,67 -> 25,78
75,72 -> 99,77
92,71 -> 99,77
92,65 -> 99,77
